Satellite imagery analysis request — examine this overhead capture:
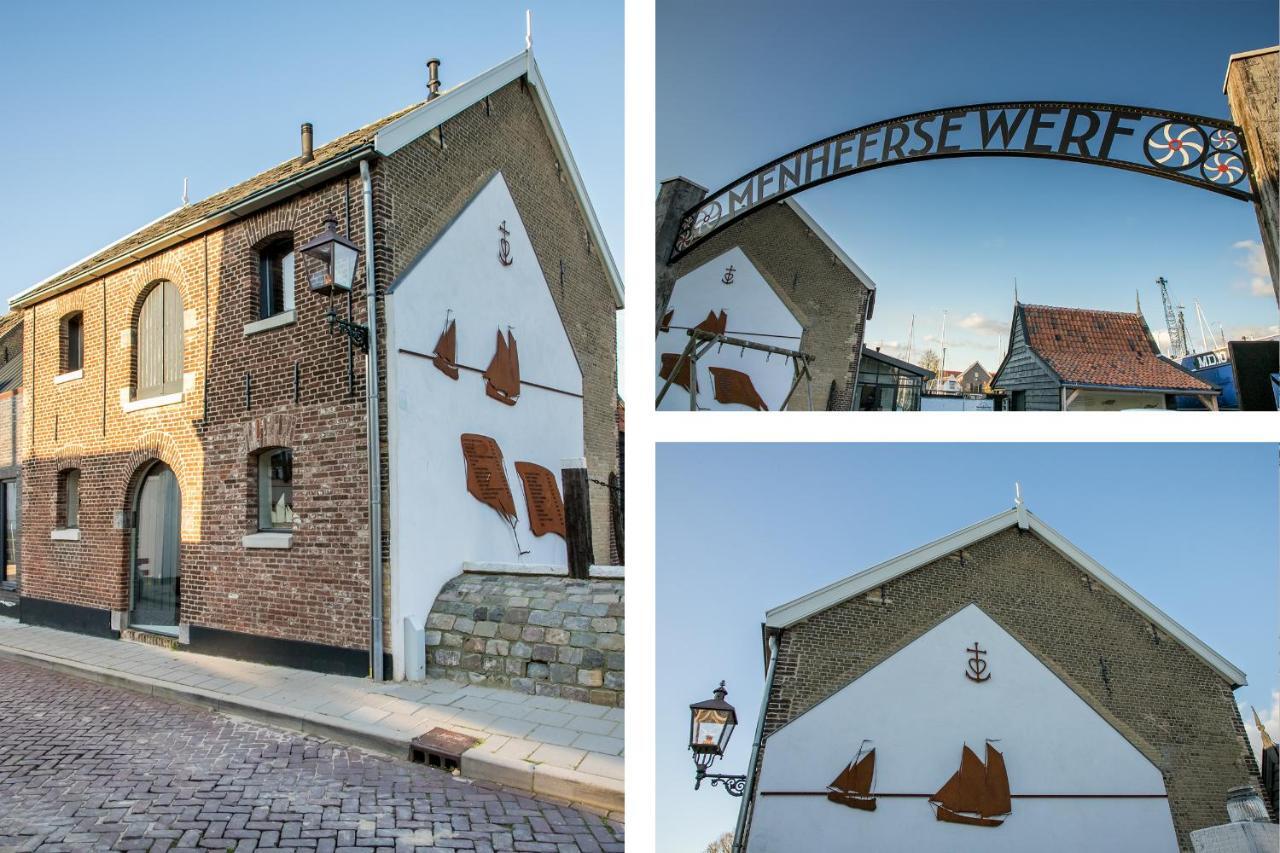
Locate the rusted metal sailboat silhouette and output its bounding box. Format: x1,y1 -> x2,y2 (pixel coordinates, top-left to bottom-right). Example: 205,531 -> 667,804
826,742 -> 876,811
929,743 -> 1011,827
483,329 -> 520,406
708,366 -> 769,411
431,314 -> 459,380
694,309 -> 729,336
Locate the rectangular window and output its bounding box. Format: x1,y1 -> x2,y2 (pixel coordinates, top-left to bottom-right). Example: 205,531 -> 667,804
259,242 -> 295,319
65,314 -> 83,372
1,480 -> 16,585
258,449 -> 294,531
64,470 -> 80,529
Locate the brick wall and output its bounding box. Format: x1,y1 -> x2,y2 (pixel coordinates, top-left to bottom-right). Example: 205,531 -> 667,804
19,173 -> 375,653
658,191 -> 871,410
752,526 -> 1261,851
426,572 -> 623,707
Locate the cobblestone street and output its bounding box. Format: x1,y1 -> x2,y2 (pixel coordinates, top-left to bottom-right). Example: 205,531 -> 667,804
0,659 -> 624,852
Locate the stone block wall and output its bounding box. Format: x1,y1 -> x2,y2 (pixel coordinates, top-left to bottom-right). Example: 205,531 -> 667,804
426,572 -> 624,707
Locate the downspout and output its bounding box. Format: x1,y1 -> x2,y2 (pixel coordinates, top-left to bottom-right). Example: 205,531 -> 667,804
732,632 -> 780,853
360,158 -> 385,681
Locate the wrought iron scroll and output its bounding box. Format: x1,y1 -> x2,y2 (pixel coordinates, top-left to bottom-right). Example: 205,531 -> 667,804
671,101 -> 1253,261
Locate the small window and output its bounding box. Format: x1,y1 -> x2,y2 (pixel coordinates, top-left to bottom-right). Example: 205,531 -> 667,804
62,312 -> 83,373
259,239 -> 295,320
258,449 -> 294,531
58,469 -> 80,529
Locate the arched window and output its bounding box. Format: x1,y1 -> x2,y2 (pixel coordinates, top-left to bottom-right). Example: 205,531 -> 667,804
258,238 -> 295,319
60,312 -> 83,374
136,281 -> 183,399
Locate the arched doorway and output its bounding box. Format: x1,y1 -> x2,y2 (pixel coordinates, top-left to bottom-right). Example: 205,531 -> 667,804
130,461 -> 180,632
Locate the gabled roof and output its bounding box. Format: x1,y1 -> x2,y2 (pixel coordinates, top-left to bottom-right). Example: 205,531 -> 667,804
13,50 -> 622,310
764,504 -> 1247,687
1018,303 -> 1217,393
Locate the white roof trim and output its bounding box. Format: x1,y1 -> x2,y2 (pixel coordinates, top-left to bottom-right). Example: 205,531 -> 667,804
1224,45 -> 1279,92
781,197 -> 877,291
765,507 -> 1246,687
374,50 -> 623,309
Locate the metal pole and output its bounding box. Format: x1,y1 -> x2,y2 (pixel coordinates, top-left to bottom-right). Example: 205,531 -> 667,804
360,159 -> 385,682
732,633 -> 780,853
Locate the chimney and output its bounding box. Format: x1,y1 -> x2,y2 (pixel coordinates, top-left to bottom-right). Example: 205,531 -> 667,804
300,122 -> 314,162
426,58 -> 441,100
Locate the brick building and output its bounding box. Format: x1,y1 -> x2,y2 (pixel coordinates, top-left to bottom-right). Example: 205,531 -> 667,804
655,178 -> 874,411
737,500 -> 1261,852
10,48 -> 622,679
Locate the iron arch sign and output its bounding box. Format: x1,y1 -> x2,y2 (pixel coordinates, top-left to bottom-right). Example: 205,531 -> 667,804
670,101 -> 1254,261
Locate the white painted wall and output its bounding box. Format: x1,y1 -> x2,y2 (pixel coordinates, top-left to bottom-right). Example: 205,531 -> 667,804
656,247 -> 803,411
748,604 -> 1178,852
386,172 -> 583,680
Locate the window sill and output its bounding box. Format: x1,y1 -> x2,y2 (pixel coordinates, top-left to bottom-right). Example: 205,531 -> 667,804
120,390 -> 183,412
51,528 -> 81,541
54,369 -> 83,385
244,310 -> 296,337
242,531 -> 292,549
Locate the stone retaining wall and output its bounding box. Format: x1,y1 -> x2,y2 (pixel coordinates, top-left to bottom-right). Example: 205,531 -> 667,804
425,573 -> 623,707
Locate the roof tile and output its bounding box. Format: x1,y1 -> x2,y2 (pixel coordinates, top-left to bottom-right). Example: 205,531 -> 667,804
1021,304 -> 1214,392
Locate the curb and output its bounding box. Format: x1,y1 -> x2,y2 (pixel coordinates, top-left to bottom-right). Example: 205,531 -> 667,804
0,641 -> 624,817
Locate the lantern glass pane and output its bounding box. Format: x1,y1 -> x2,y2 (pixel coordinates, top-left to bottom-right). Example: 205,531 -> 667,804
332,243 -> 358,291
693,708 -> 729,750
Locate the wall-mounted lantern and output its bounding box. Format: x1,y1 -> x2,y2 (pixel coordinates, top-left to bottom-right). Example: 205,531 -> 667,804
300,214 -> 367,351
689,681 -> 746,796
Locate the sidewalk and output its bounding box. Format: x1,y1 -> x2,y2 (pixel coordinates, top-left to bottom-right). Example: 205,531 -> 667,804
0,616 -> 623,817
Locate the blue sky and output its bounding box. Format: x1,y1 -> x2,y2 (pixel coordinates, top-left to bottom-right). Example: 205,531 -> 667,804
0,1 -> 621,308
656,443 -> 1278,851
658,0 -> 1279,374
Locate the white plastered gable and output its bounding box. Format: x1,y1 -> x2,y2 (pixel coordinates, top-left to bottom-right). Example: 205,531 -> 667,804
747,604 -> 1179,853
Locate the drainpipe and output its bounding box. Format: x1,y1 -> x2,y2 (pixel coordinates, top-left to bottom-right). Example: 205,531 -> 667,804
360,159 -> 384,681
732,632 -> 779,853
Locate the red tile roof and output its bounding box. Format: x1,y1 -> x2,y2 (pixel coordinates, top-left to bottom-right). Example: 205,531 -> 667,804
1020,304 -> 1216,392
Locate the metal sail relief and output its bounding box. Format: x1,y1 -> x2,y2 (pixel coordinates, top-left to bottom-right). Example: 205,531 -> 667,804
432,316 -> 459,380
659,352 -> 693,392
826,745 -> 877,811
660,308 -> 674,332
929,743 -> 1011,827
459,434 -> 517,523
483,329 -> 521,406
694,309 -> 728,336
708,367 -> 769,411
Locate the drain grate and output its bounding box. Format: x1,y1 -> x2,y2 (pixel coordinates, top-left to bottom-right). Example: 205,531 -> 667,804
410,727 -> 478,771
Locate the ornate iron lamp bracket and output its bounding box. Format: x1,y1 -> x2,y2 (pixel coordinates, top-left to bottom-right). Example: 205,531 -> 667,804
696,767 -> 747,797
326,307 -> 369,353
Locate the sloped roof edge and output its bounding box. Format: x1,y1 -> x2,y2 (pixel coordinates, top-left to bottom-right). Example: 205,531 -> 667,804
374,51 -> 623,308
781,197 -> 877,292
764,506 -> 1246,687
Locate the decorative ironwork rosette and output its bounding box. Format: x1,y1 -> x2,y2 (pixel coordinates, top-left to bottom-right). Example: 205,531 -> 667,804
1201,151 -> 1245,186
1209,129 -> 1239,151
1143,122 -> 1207,170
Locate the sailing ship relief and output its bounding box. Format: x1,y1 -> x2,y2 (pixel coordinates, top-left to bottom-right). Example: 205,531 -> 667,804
483,328 -> 521,406
826,742 -> 876,811
928,742 -> 1011,827
432,314 -> 459,380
